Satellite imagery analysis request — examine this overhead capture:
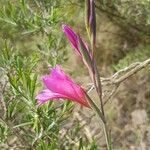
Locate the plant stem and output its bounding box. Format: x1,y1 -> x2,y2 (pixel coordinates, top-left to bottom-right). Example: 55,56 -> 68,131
97,107 -> 112,150
99,95 -> 112,150
95,105 -> 112,150
99,93 -> 112,150
86,93 -> 112,150
103,121 -> 112,150
92,62 -> 112,149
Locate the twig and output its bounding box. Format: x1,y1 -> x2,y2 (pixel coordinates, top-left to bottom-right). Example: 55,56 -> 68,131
88,58 -> 150,104
113,58 -> 150,84
112,63 -> 140,80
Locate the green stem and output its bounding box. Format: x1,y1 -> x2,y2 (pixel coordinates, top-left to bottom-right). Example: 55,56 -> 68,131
85,93 -> 105,122
85,94 -> 112,150
103,122 -> 112,150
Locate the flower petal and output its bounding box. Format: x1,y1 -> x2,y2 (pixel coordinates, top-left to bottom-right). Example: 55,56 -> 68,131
36,89 -> 89,107
36,89 -> 69,104
62,24 -> 81,57
42,75 -> 79,100
50,65 -> 73,82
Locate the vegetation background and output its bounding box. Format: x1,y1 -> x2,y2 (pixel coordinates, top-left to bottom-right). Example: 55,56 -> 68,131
0,0 -> 150,149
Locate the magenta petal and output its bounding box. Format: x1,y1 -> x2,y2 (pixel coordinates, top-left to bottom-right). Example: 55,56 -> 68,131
36,89 -> 69,104
50,65 -> 73,82
42,76 -> 81,100
62,24 -> 92,60
62,24 -> 82,57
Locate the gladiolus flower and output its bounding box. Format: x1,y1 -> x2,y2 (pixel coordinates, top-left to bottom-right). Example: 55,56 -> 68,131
62,24 -> 93,71
62,24 -> 82,57
62,24 -> 92,57
36,65 -> 90,107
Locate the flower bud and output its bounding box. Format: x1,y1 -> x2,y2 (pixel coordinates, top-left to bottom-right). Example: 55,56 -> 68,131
85,0 -> 96,47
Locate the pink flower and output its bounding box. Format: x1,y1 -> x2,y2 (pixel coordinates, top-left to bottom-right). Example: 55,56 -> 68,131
62,24 -> 82,57
36,65 -> 90,107
62,24 -> 93,75
62,24 -> 92,61
62,24 -> 92,57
